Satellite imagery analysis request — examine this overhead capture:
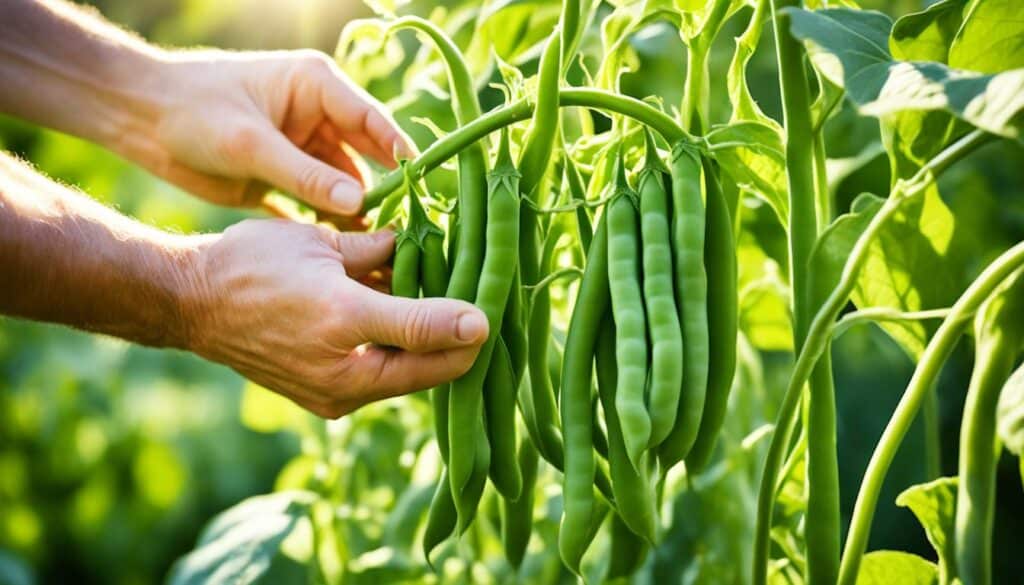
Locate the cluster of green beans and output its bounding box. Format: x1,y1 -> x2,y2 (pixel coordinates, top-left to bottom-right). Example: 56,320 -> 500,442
381,10 -> 741,579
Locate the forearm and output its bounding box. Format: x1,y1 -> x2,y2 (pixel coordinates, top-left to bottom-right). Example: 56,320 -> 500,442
0,153 -> 203,348
0,0 -> 168,155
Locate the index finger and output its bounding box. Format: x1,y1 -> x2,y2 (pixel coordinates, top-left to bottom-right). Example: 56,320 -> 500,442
318,64 -> 417,168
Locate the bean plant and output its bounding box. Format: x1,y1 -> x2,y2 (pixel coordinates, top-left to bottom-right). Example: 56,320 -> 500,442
169,1 -> 1024,584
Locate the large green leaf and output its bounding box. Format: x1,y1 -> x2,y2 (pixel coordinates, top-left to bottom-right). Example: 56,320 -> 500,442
856,551 -> 938,585
783,8 -> 1024,142
706,121 -> 788,227
948,0 -> 1024,74
849,186 -> 963,360
168,491 -> 320,585
997,363 -> 1024,457
895,477 -> 958,584
890,0 -> 964,63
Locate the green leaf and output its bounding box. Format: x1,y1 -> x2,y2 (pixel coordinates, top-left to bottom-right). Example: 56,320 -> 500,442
895,477 -> 958,583
705,122 -> 788,227
726,0 -> 778,130
239,382 -> 311,434
809,192 -> 884,312
890,0 -> 964,63
997,363 -> 1024,457
168,491 -> 320,585
849,186 -> 964,360
856,551 -> 938,585
948,0 -> 1024,74
784,7 -> 1024,142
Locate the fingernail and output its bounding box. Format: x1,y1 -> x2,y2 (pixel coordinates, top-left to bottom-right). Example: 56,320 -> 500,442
330,180 -> 362,215
456,311 -> 488,343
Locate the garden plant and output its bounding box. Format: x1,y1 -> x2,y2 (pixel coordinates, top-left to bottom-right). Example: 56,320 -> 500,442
164,0 -> 1024,583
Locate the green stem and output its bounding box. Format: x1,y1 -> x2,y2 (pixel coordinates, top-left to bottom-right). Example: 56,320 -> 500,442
362,89 -> 690,210
681,47 -> 708,134
836,240 -> 1024,585
751,127 -> 990,585
832,308 -> 952,338
768,2 -> 839,584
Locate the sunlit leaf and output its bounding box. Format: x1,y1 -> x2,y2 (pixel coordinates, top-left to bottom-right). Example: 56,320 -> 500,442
850,187 -> 963,360
168,491 -> 319,585
706,122 -> 788,227
997,363 -> 1024,457
240,382 -> 309,434
947,0 -> 1024,74
784,8 -> 1024,142
856,551 -> 938,585
895,477 -> 958,583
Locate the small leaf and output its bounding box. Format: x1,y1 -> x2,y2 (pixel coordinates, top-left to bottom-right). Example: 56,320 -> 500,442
809,192 -> 884,312
705,122 -> 788,227
895,477 -> 958,583
997,363 -> 1024,457
890,0 -> 963,63
856,551 -> 938,585
168,491 -> 319,585
240,382 -> 309,434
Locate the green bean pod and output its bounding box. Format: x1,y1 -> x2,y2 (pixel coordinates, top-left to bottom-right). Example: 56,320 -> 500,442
685,158 -> 738,473
501,436 -> 539,568
638,131 -> 684,447
391,230 -> 421,299
596,318 -> 657,543
485,339 -> 523,501
558,211 -> 610,573
606,512 -> 650,582
456,419 -> 491,534
518,32 -> 565,467
502,274 -> 528,385
607,155 -> 652,470
447,130 -> 520,522
659,141 -> 709,468
421,468 -> 456,567
419,229 -> 448,299
956,270 -> 1024,585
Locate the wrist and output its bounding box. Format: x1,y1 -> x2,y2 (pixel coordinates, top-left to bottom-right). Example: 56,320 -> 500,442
164,232 -> 218,353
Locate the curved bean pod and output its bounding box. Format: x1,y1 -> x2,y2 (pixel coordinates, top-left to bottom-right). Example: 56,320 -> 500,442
558,210 -> 610,573
485,339 -> 523,501
607,155 -> 651,470
685,157 -> 738,473
638,131 -> 684,447
659,141 -> 709,468
956,270 -> 1024,585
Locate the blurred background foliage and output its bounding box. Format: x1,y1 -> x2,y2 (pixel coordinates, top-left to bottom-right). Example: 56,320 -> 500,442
2,1 -> 1024,584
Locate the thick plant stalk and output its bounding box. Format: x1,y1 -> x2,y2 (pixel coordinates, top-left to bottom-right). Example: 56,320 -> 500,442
751,128 -> 989,585
836,243 -> 1024,585
768,2 -> 839,584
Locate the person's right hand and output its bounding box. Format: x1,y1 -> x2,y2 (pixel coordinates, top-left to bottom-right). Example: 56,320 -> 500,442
181,219 -> 487,418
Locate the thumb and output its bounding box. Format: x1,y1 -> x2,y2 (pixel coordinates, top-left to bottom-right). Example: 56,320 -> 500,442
323,229 -> 395,278
357,290 -> 489,352
250,129 -> 364,215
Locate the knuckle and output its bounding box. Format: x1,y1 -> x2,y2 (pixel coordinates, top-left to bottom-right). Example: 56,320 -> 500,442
220,125 -> 263,164
296,50 -> 333,77
296,162 -> 330,201
403,303 -> 435,348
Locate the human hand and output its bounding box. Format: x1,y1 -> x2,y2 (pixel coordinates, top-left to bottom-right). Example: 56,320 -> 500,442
182,219 -> 487,417
141,50 -> 413,221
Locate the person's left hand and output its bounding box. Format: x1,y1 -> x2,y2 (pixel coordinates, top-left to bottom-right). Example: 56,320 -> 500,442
136,49 -> 413,224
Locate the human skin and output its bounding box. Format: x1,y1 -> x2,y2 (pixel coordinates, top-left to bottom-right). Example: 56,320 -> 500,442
0,0 -> 488,416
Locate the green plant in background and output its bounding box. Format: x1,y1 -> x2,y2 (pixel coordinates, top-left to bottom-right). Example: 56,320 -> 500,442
3,1 -> 1024,585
